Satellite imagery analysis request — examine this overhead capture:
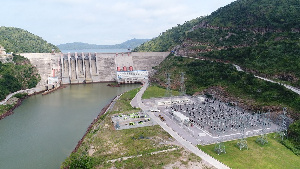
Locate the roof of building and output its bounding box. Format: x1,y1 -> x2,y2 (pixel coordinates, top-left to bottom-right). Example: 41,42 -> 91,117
117,70 -> 147,73
173,111 -> 189,121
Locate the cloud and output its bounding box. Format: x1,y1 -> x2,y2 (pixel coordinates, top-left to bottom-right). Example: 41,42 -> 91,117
1,0 -> 236,45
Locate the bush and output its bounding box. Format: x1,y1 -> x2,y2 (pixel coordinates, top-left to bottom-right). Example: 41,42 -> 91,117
13,93 -> 28,99
280,139 -> 300,156
61,153 -> 94,169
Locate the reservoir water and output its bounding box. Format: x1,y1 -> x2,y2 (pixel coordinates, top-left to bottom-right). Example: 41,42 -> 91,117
60,48 -> 129,54
0,83 -> 139,169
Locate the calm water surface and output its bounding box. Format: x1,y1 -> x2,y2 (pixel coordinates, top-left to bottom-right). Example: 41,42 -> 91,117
60,48 -> 129,53
0,83 -> 139,169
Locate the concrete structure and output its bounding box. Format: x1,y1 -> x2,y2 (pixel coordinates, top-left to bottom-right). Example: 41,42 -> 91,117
47,77 -> 59,85
172,111 -> 190,125
156,96 -> 190,106
21,52 -> 169,85
116,70 -> 148,84
111,112 -> 155,130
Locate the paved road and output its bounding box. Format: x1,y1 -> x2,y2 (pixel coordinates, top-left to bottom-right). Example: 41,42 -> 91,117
233,64 -> 300,95
131,81 -> 230,169
0,86 -> 45,105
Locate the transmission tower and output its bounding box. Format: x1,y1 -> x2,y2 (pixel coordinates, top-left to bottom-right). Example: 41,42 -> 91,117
214,120 -> 226,155
237,114 -> 249,150
256,112 -> 270,145
165,73 -> 172,97
278,108 -> 288,141
180,72 -> 186,96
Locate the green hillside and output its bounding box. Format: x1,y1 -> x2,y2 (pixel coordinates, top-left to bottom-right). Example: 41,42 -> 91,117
0,54 -> 40,101
136,0 -> 300,154
133,18 -> 202,52
206,0 -> 300,30
0,27 -> 60,53
134,0 -> 300,87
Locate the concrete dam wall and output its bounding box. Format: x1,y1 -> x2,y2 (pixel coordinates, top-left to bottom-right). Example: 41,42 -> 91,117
21,52 -> 169,85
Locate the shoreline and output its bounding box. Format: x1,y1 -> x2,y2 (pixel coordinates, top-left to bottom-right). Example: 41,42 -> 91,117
0,81 -> 121,121
0,90 -> 45,120
71,94 -> 120,153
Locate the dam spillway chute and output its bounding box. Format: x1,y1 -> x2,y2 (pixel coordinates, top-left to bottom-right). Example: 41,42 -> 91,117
84,54 -> 92,83
62,54 -> 70,84
77,53 -> 84,81
35,52 -> 171,85
70,54 -> 78,83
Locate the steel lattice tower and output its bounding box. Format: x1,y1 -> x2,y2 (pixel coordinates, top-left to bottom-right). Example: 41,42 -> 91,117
165,73 -> 172,97
278,108 -> 288,141
180,72 -> 186,96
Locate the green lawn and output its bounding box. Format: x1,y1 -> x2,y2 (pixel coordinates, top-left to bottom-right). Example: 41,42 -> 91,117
198,133 -> 300,169
142,85 -> 179,99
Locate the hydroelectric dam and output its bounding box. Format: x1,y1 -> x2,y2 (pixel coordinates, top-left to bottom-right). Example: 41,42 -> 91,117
21,52 -> 169,87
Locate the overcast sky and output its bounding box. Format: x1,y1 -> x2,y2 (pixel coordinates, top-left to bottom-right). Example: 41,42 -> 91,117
1,0 -> 236,45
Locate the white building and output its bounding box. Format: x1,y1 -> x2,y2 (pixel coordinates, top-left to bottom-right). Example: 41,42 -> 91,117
172,111 -> 190,125
47,76 -> 59,85
116,70 -> 148,84
156,97 -> 191,106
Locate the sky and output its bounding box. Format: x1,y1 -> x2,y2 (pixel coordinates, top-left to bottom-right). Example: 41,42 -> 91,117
1,0 -> 236,45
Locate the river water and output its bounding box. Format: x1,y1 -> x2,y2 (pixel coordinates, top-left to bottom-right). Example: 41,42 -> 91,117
0,83 -> 139,169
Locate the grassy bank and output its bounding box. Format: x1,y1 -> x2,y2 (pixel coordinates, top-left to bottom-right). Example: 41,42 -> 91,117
61,88 -> 205,169
0,104 -> 13,116
198,133 -> 300,169
0,93 -> 28,118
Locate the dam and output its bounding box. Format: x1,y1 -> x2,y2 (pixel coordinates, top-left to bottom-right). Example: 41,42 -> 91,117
21,52 -> 169,87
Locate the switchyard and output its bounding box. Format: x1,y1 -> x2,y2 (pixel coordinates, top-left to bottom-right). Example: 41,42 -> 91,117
143,96 -> 281,145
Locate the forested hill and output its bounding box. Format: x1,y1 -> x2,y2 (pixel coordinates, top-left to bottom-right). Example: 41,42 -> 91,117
0,27 -> 60,53
0,54 -> 40,101
206,0 -> 299,30
57,38 -> 150,50
134,0 -> 300,87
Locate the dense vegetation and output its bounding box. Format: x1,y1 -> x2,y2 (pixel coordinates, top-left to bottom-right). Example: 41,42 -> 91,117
0,27 -> 60,53
206,0 -> 300,30
57,38 -> 150,50
0,54 -> 40,100
133,18 -> 202,52
135,0 -> 300,86
135,0 -> 300,52
201,35 -> 300,87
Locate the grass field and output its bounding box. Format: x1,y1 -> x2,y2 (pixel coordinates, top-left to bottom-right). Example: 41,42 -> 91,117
198,133 -> 300,169
142,85 -> 179,99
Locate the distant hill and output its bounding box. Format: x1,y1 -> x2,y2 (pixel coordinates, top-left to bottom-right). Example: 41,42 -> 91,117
57,38 -> 150,50
0,27 -> 60,53
134,0 -> 300,87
